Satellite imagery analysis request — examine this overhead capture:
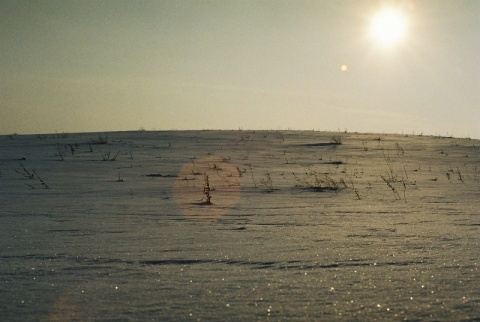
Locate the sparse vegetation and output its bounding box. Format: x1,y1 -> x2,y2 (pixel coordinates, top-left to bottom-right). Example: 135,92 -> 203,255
16,163 -> 49,189
394,142 -> 405,156
68,144 -> 78,155
344,171 -> 361,200
259,172 -> 274,192
33,170 -> 49,189
330,135 -> 343,145
379,149 -> 410,201
4,131 -> 479,219
456,167 -> 464,183
236,166 -> 244,177
55,132 -> 69,139
380,175 -> 401,200
362,141 -> 368,151
250,171 -> 257,188
16,162 -> 34,179
56,143 -> 67,161
293,170 -> 345,192
203,173 -> 212,204
382,151 -> 399,182
55,143 -> 79,160
90,135 -> 109,145
102,151 -> 119,161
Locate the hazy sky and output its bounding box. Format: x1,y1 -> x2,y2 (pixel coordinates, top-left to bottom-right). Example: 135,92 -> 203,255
1,0 -> 479,137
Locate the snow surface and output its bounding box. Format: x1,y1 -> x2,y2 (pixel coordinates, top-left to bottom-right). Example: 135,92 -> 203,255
0,130 -> 479,321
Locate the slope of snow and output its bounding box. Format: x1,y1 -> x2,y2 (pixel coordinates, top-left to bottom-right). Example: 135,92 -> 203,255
0,130 -> 478,320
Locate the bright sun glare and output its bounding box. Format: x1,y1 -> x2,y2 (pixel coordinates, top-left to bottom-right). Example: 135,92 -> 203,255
370,8 -> 408,47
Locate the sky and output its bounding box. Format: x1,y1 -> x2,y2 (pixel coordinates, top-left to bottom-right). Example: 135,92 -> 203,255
1,0 -> 479,138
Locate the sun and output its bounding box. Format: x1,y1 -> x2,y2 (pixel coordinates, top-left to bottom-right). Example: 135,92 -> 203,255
370,8 -> 408,47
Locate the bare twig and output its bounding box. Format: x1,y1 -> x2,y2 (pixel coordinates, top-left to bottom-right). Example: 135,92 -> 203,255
380,175 -> 400,200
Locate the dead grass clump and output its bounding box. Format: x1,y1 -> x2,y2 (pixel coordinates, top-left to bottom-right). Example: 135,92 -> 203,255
330,136 -> 343,145
102,151 -> 119,161
68,144 -> 78,155
90,135 -> 109,145
293,170 -> 346,192
259,172 -> 274,192
55,143 -> 78,160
